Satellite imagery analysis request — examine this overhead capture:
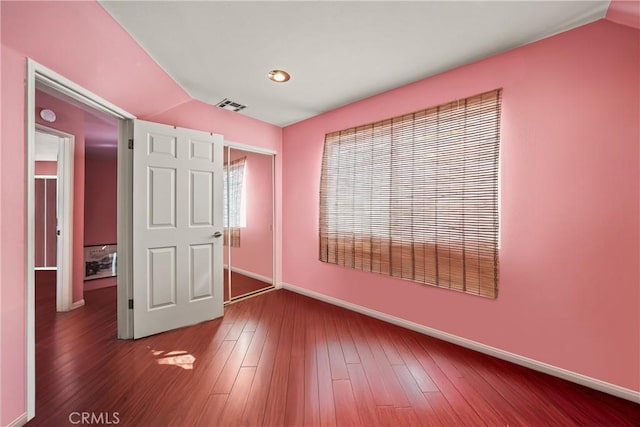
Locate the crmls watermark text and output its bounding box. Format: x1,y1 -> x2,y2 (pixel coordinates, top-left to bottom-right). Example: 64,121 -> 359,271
68,412 -> 120,425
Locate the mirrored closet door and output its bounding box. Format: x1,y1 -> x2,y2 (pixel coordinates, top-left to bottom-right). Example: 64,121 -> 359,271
223,145 -> 274,302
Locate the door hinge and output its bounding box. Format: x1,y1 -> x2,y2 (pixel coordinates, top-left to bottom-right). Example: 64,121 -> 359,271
128,299 -> 134,309
128,139 -> 134,150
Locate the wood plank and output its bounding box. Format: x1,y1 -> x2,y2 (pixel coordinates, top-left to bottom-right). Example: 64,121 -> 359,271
387,327 -> 439,393
428,340 -> 544,426
346,316 -> 394,406
211,330 -> 254,394
196,394 -> 228,427
331,306 -> 361,364
303,302 -> 321,427
261,292 -> 296,426
284,297 -> 306,426
393,364 -> 443,427
238,292 -> 286,426
424,391 -> 468,426
240,288 -> 267,333
217,366 -> 256,426
469,355 -> 576,425
323,308 -> 350,380
376,406 -> 399,425
223,295 -> 252,341
420,338 -> 517,426
401,333 -> 487,426
358,316 -> 411,408
345,364 -> 379,427
241,297 -> 274,367
371,320 -> 404,366
394,407 -> 422,426
162,336 -> 236,426
332,379 -> 362,426
315,305 -> 338,426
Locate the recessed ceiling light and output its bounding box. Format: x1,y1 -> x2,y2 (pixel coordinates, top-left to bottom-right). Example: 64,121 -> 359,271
268,69 -> 290,83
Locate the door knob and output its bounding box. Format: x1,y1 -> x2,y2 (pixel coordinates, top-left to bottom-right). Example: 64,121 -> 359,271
213,231 -> 223,238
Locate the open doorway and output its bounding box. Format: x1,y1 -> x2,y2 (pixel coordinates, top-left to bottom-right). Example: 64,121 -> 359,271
26,59 -> 136,420
33,130 -> 60,310
33,86 -> 120,303
31,86 -> 121,417
33,126 -> 74,313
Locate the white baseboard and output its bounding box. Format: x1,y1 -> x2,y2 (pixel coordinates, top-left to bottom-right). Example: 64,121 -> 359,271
71,299 -> 85,310
281,282 -> 640,403
223,265 -> 273,285
6,413 -> 27,427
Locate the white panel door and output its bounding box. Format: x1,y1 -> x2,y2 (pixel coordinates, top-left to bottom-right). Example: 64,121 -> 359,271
133,120 -> 223,339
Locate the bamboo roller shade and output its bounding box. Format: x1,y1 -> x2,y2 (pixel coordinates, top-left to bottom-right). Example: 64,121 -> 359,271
319,89 -> 501,298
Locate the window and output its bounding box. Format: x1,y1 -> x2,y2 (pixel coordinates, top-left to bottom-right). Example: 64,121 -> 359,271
224,156 -> 246,247
319,89 -> 501,298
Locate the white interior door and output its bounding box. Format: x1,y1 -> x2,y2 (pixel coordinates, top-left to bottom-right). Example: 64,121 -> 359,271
133,120 -> 224,338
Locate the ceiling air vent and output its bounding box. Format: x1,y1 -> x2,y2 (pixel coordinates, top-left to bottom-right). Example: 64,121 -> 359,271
215,98 -> 247,112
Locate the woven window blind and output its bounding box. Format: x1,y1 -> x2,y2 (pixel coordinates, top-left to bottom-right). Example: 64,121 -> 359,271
319,89 -> 501,298
224,157 -> 246,248
223,228 -> 240,248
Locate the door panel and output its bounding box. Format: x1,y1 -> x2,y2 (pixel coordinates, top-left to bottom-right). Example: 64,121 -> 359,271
148,246 -> 176,309
133,120 -> 223,338
190,243 -> 214,300
149,167 -> 176,228
190,171 -> 214,226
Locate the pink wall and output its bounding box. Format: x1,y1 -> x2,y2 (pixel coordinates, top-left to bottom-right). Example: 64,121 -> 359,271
1,43 -> 28,427
606,0 -> 640,30
224,149 -> 274,279
282,19 -> 639,393
0,2 -> 3,418
0,4 -> 3,421
35,161 -> 57,175
0,2 -> 282,424
84,149 -> 117,290
84,151 -> 117,246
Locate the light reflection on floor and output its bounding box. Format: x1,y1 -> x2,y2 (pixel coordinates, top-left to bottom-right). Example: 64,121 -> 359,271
150,348 -> 196,370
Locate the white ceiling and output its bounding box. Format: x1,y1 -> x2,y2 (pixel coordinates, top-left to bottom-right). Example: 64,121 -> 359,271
99,1 -> 609,127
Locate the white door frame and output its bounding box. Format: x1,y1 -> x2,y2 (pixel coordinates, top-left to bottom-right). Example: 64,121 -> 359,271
25,59 -> 136,421
34,125 -> 75,312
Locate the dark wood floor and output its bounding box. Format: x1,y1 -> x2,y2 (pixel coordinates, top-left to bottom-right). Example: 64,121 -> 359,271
30,271 -> 639,426
224,269 -> 273,301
